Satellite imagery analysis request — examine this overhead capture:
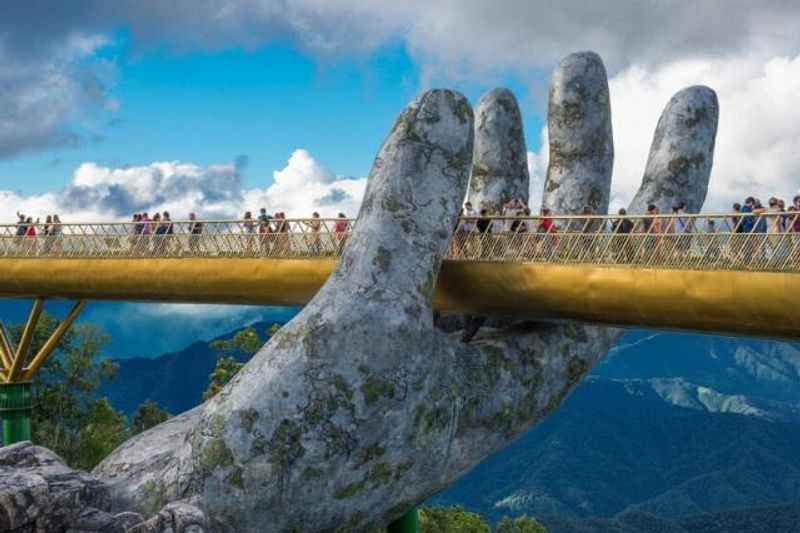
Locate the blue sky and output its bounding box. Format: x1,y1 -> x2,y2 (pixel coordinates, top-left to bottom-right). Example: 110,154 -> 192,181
3,38 -> 544,197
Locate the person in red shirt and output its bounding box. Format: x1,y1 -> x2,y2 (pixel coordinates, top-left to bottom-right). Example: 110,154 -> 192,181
334,213 -> 349,255
537,208 -> 557,259
24,217 -> 37,255
537,208 -> 555,233
24,217 -> 36,237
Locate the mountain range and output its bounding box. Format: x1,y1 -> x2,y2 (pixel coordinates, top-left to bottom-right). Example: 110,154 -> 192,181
99,321 -> 800,532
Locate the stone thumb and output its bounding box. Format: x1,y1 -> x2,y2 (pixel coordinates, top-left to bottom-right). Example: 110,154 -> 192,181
320,89 -> 474,321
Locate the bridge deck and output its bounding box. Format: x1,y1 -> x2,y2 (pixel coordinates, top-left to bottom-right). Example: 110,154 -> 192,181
0,214 -> 797,339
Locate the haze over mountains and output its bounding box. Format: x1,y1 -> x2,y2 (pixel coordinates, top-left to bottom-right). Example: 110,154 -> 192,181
99,318 -> 800,532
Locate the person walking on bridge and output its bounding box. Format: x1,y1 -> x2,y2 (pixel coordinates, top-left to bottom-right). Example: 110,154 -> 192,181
51,215 -> 63,254
612,208 -> 634,262
305,211 -> 322,256
637,204 -> 662,263
24,217 -> 38,256
459,201 -> 478,258
537,207 -> 557,260
258,208 -> 272,255
152,212 -> 166,255
334,213 -> 349,256
243,211 -> 256,256
189,213 -> 203,255
14,212 -> 27,252
669,203 -> 692,262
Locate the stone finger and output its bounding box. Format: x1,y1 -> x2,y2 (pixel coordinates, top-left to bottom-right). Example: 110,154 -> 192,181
628,85 -> 719,213
468,88 -> 530,213
326,89 -> 474,319
542,51 -> 614,215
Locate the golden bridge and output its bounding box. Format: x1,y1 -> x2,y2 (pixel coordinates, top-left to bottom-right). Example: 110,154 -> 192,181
0,213 -> 797,348
0,212 -> 797,445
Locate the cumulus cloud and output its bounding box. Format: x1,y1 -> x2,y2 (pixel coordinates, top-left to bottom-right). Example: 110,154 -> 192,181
527,52 -> 800,212
0,149 -> 366,221
0,32 -> 116,158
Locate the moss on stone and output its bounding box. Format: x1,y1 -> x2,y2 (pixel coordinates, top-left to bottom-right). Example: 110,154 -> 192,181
238,408 -> 259,433
684,105 -> 708,128
302,467 -> 324,480
393,460 -> 414,481
373,245 -> 392,273
140,479 -> 169,516
334,478 -> 368,499
201,437 -> 234,470
368,462 -> 393,486
342,511 -> 366,531
251,433 -> 268,456
226,467 -> 244,488
269,419 -> 305,470
361,376 -> 396,406
567,357 -> 588,385
332,374 -> 354,402
358,443 -> 386,465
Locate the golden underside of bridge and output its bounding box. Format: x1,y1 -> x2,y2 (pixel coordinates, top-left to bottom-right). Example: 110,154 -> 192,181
0,258 -> 795,340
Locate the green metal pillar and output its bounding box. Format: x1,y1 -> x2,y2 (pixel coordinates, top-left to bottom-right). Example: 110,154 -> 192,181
387,508 -> 419,533
0,382 -> 32,446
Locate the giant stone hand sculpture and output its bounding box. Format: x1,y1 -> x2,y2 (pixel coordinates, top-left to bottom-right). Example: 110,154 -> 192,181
94,53 -> 718,532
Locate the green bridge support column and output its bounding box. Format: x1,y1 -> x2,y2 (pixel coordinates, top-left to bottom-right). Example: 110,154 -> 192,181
0,382 -> 32,446
387,508 -> 419,533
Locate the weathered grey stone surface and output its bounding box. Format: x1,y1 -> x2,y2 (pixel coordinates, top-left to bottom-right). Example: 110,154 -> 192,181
542,51 -> 614,214
128,500 -> 208,533
91,72 -> 717,532
629,85 -> 718,214
0,441 -> 206,533
0,441 -> 111,532
468,88 -> 529,212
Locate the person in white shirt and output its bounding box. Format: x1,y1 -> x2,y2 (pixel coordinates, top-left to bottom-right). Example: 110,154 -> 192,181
461,201 -> 477,232
456,202 -> 478,258
502,198 -> 526,232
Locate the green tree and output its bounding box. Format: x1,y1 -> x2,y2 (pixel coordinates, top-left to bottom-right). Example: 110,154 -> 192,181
204,324 -> 282,400
210,325 -> 262,355
203,356 -> 245,400
419,506 -> 491,532
76,398 -> 128,470
130,399 -> 172,436
495,516 -> 547,533
9,313 -> 127,470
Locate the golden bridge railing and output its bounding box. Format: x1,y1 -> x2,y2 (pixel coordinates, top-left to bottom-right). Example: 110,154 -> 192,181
0,213 -> 798,273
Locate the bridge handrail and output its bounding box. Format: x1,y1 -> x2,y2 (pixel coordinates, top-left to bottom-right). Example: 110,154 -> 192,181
0,213 -> 797,273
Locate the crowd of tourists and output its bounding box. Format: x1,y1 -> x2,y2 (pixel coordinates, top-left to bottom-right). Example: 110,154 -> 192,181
121,209 -> 352,255
5,195 -> 800,262
450,195 -> 800,263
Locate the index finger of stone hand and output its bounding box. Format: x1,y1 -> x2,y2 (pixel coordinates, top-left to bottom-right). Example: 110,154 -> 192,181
325,89 -> 474,313
542,51 -> 614,215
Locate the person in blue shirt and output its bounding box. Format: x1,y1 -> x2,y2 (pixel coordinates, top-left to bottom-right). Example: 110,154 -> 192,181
739,197 -> 755,233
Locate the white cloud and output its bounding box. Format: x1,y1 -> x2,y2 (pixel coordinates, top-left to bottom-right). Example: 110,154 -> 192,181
244,149 -> 365,218
527,52 -> 800,213
0,32 -> 115,158
0,149 -> 367,222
